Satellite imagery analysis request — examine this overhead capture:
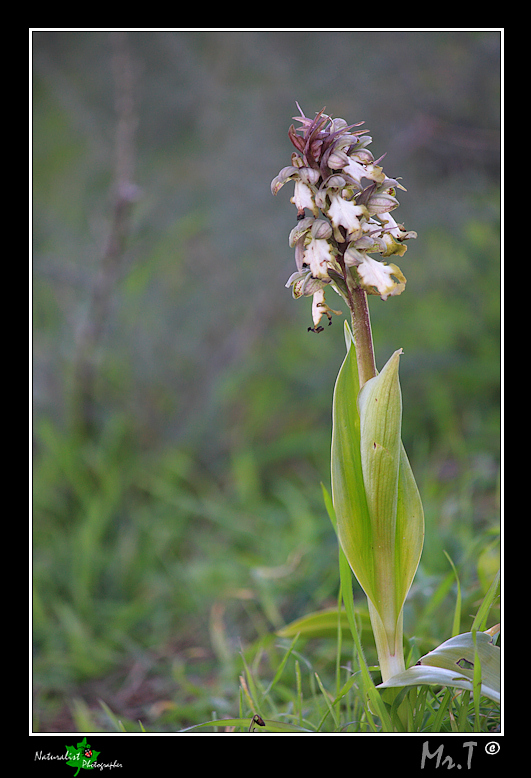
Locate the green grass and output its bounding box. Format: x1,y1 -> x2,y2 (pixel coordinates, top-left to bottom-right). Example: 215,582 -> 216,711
32,408 -> 499,732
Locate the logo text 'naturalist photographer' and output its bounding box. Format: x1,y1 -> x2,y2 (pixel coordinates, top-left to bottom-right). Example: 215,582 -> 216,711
35,738 -> 122,775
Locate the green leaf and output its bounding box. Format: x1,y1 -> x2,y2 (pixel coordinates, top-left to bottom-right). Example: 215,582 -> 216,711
377,631 -> 500,703
358,350 -> 424,632
330,325 -> 423,680
443,551 -> 462,637
330,323 -> 373,602
471,569 -> 500,632
179,717 -> 315,733
277,607 -> 350,639
65,737 -> 100,776
357,350 -> 403,639
393,442 -> 424,619
277,606 -> 371,640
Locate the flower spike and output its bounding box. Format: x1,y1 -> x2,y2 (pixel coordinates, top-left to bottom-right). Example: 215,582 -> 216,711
272,104 -> 416,329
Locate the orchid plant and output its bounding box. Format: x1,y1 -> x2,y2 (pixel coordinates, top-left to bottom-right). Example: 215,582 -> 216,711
270,105 -> 500,728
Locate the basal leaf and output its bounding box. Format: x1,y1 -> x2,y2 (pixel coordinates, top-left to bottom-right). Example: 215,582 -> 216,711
331,325 -> 423,681
330,323 -> 374,602
377,630 -> 500,703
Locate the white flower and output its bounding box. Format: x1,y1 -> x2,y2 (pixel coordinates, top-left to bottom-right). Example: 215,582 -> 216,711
304,237 -> 335,279
343,156 -> 385,188
291,180 -> 318,215
378,211 -> 400,238
342,158 -> 367,188
272,105 -> 417,327
311,288 -> 342,329
327,194 -> 364,238
356,256 -> 406,300
375,211 -> 412,257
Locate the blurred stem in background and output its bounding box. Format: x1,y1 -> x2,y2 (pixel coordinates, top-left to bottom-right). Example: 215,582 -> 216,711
70,32 -> 139,438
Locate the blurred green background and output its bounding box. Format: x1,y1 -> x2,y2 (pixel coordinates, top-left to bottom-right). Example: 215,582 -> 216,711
32,30 -> 500,731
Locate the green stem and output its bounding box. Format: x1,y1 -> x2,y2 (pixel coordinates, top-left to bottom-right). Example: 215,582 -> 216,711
368,600 -> 406,682
336,248 -> 377,388
349,284 -> 377,388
